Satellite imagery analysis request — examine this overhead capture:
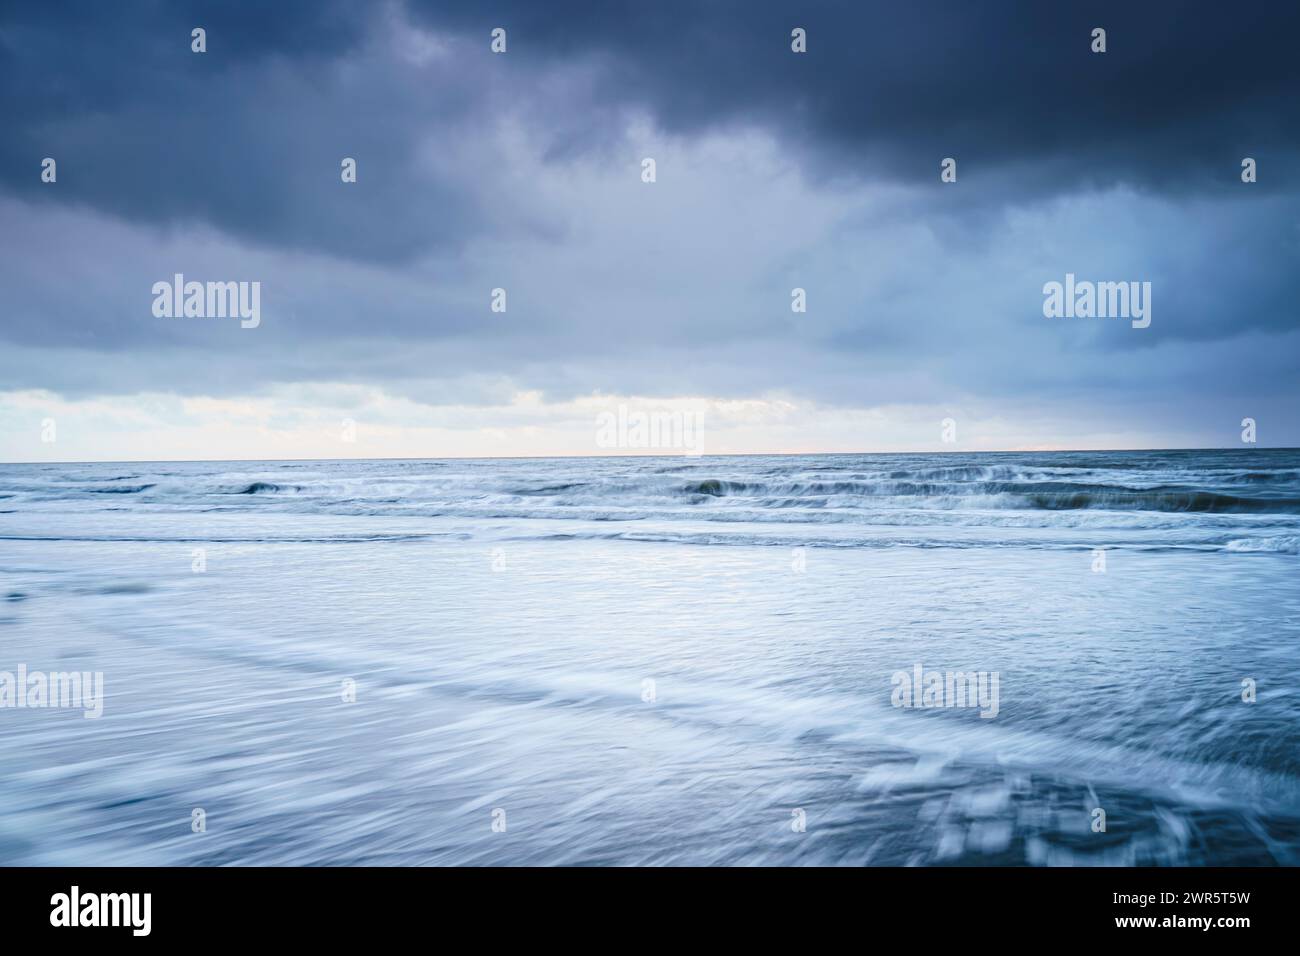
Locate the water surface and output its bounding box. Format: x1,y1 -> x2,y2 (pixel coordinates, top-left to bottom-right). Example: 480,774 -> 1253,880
2,450 -> 1297,865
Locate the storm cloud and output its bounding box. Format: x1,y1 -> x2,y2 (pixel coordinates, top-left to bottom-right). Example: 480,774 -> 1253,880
1,0 -> 1297,458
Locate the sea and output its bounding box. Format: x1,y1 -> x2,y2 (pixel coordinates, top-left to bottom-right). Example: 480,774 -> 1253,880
1,449 -> 1297,865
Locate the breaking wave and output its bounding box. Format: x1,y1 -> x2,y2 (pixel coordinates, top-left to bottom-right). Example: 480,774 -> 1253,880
2,449 -> 1297,554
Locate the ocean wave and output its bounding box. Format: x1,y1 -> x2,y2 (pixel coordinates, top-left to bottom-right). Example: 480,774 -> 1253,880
230,481 -> 300,495
0,532 -> 470,544
1226,535 -> 1300,554
2,452 -> 1298,554
515,528 -> 1251,553
672,478 -> 1299,512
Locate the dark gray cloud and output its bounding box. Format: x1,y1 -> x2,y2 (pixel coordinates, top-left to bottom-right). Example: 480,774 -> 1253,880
0,0 -> 1297,448
411,0 -> 1300,192
5,0 -> 1298,262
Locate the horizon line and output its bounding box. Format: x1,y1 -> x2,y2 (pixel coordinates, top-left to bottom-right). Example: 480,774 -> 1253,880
2,445 -> 1294,467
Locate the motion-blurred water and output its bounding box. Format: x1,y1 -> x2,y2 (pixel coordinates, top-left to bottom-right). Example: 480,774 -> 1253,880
2,449 -> 1298,865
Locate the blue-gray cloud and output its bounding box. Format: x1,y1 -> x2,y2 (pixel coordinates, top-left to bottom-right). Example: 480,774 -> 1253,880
0,0 -> 1297,447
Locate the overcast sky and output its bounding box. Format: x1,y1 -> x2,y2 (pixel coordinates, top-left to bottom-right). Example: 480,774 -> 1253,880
2,0 -> 1298,461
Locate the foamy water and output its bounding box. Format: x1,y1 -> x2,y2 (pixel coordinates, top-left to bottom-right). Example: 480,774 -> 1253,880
1,450 -> 1298,864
